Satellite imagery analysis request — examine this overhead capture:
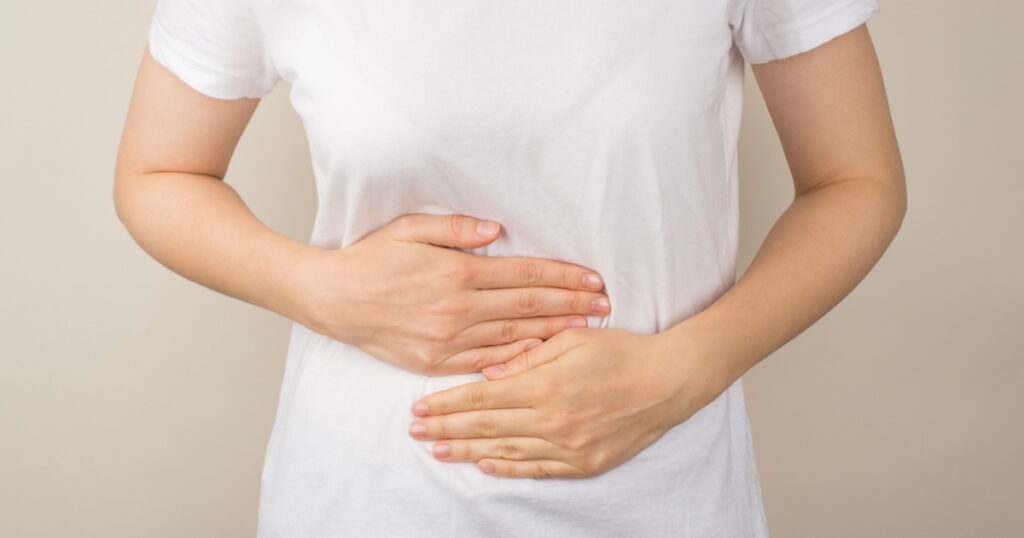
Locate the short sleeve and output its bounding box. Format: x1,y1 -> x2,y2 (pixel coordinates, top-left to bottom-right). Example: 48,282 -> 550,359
729,0 -> 879,64
147,0 -> 280,99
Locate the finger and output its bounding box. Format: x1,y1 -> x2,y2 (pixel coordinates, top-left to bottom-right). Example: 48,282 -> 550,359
481,328 -> 588,380
478,458 -> 589,479
425,338 -> 542,376
387,213 -> 501,249
431,436 -> 565,463
463,287 -> 610,325
465,255 -> 605,291
453,315 -> 588,350
408,408 -> 542,440
412,376 -> 536,418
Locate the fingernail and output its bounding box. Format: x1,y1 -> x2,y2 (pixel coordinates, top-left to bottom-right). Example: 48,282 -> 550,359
479,460 -> 496,474
409,424 -> 427,439
482,363 -> 505,377
582,273 -> 602,289
412,402 -> 429,417
592,297 -> 610,313
566,317 -> 587,328
433,443 -> 451,459
525,340 -> 542,350
477,221 -> 499,237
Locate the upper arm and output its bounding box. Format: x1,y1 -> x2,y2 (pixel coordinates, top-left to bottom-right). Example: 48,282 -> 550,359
114,0 -> 279,186
114,46 -> 260,184
750,24 -> 906,199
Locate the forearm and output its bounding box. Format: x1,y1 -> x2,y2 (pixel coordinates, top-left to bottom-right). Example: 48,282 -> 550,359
661,177 -> 907,393
114,171 -> 316,325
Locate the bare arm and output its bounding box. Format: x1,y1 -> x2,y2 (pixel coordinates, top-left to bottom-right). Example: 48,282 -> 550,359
662,23 -> 908,390
114,47 -> 314,324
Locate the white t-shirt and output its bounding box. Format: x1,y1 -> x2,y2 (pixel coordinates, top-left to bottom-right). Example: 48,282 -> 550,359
148,1 -> 878,536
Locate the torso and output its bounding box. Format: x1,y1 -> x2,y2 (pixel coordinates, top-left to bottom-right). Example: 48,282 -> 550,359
255,1 -> 768,535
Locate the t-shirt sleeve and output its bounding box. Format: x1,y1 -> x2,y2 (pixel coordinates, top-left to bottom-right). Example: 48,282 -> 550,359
729,0 -> 880,64
147,0 -> 280,99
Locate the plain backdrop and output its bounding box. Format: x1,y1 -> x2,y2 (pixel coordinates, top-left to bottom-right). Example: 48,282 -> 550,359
1,1 -> 1021,536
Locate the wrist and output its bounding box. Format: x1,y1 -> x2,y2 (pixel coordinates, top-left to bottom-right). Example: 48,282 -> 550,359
655,314 -> 747,413
286,243 -> 370,346
276,241 -> 333,333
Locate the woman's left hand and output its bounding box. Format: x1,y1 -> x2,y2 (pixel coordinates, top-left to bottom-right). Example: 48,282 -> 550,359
407,326 -> 730,479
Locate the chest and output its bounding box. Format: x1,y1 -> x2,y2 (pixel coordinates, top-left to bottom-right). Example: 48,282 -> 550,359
259,1 -> 736,176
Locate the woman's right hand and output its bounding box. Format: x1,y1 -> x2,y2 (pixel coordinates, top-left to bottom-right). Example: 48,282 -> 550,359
116,51 -> 606,376
294,213 -> 611,376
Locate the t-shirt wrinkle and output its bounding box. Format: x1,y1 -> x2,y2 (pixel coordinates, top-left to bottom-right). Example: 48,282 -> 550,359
146,1 -> 879,535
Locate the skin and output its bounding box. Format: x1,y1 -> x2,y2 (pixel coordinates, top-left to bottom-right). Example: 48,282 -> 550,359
114,46 -> 615,377
408,23 -> 908,479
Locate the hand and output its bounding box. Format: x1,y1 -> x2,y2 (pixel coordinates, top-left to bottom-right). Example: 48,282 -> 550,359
407,326 -> 728,479
294,213 -> 612,376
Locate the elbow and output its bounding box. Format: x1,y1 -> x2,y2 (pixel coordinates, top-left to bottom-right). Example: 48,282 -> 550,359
871,170 -> 908,249
864,168 -> 907,240
112,162 -> 134,229
113,143 -> 152,231
888,167 -> 908,236
859,161 -> 909,236
112,151 -> 146,232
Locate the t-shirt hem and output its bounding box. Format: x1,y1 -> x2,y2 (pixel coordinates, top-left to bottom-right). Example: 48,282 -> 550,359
147,16 -> 277,100
742,1 -> 879,64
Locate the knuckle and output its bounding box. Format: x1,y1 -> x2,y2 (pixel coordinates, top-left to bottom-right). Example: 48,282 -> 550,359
546,317 -> 561,336
564,432 -> 588,452
531,464 -> 551,480
422,324 -> 456,343
440,261 -> 475,284
500,320 -> 519,343
454,300 -> 474,319
499,439 -> 522,459
412,344 -> 435,364
470,351 -> 492,372
435,296 -> 471,317
516,290 -> 541,315
391,214 -> 412,233
516,260 -> 541,285
544,412 -> 570,437
561,266 -> 574,289
468,387 -> 489,411
473,413 -> 497,436
446,214 -> 467,239
418,345 -> 447,372
568,291 -> 584,314
586,449 -> 610,474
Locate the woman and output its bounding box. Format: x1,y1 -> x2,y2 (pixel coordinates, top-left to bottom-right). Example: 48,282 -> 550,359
114,0 -> 906,535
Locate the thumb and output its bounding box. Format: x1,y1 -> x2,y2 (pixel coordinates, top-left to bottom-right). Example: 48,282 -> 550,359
388,213 -> 501,249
